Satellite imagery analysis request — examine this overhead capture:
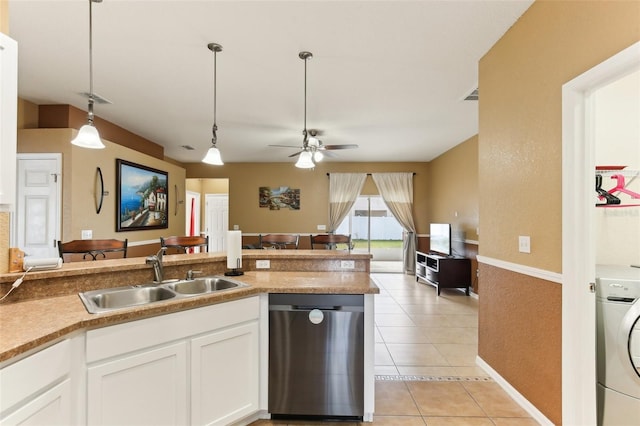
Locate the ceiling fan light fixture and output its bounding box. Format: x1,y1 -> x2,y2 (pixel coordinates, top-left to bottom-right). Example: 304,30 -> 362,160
295,151 -> 315,169
72,0 -> 105,149
313,150 -> 324,162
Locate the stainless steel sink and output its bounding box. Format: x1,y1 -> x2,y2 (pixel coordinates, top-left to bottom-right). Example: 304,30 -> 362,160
79,276 -> 249,314
80,286 -> 177,314
163,277 -> 247,295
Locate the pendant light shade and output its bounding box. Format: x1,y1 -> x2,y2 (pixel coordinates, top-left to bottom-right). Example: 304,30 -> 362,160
72,0 -> 105,149
202,43 -> 224,165
202,146 -> 223,165
72,121 -> 104,149
295,151 -> 315,169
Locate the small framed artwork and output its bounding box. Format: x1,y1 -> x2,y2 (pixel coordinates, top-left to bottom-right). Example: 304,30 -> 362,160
116,159 -> 169,231
259,186 -> 300,210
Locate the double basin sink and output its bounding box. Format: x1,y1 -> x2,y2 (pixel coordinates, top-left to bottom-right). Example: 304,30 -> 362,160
79,276 -> 248,314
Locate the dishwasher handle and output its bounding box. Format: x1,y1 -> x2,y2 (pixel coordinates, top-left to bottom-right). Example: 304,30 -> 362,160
269,304 -> 364,313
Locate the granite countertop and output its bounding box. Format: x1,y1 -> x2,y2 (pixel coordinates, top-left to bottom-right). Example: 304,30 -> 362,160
0,270 -> 378,363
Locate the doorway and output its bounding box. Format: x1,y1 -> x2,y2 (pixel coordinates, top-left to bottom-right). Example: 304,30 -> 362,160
562,41 -> 640,425
336,196 -> 403,273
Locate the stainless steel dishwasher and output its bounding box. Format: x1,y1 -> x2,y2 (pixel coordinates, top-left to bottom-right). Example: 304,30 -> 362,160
269,293 -> 364,420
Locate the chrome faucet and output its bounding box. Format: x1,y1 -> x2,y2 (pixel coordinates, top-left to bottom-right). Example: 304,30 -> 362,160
146,247 -> 166,283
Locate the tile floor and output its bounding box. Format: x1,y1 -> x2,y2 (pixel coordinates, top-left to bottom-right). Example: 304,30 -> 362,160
252,273 -> 537,425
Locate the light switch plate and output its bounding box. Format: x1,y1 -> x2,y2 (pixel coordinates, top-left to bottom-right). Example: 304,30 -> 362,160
81,230 -> 93,240
518,236 -> 531,253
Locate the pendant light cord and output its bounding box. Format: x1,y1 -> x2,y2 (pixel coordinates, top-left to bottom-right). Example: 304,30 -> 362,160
303,54 -> 307,132
213,47 -> 217,138
87,0 -> 95,124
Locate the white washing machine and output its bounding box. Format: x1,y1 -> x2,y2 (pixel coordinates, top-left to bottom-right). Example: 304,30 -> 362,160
596,265 -> 640,425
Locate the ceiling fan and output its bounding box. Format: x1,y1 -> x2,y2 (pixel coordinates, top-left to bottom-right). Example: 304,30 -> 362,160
269,51 -> 358,168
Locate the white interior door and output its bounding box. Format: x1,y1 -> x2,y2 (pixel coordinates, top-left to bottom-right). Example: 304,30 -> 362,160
15,154 -> 61,258
205,194 -> 228,253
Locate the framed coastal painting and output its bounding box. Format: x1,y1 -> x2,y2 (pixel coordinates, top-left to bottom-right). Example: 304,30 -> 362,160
116,159 -> 169,231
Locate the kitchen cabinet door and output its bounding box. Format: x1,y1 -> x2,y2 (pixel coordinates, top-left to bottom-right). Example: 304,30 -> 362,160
0,339 -> 74,425
0,379 -> 71,426
191,321 -> 259,426
87,341 -> 188,426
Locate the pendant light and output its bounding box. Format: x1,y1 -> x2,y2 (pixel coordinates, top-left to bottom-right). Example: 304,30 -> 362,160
71,0 -> 105,149
202,42 -> 224,165
295,51 -> 315,169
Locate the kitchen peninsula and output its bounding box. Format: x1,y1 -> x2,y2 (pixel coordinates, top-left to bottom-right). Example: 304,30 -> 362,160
0,250 -> 378,425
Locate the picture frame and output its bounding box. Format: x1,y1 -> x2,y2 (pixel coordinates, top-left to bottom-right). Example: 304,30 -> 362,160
116,159 -> 169,231
259,186 -> 300,210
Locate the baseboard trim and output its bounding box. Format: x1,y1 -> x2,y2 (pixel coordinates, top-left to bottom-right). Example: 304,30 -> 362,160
476,356 -> 554,425
476,255 -> 562,284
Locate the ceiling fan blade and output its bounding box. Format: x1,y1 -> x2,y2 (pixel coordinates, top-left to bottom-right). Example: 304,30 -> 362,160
269,144 -> 303,148
323,144 -> 359,150
288,151 -> 303,158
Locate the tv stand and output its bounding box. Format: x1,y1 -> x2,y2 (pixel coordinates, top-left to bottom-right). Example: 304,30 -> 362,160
416,251 -> 471,296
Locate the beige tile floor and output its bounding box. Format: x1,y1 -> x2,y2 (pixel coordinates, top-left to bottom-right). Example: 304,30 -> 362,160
252,273 -> 537,425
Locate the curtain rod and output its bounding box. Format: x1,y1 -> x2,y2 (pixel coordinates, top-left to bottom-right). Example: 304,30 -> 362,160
326,172 -> 416,176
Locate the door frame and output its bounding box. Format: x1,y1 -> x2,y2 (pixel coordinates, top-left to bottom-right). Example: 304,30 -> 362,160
185,190 -> 200,236
561,41 -> 639,425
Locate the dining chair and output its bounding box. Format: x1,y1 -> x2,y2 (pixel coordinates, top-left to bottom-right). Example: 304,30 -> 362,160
259,234 -> 300,249
160,235 -> 209,253
309,234 -> 352,251
57,239 -> 128,262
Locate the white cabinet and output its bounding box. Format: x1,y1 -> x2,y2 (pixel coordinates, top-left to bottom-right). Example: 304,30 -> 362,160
85,296 -> 260,426
0,32 -> 18,209
87,342 -> 188,426
191,322 -> 259,425
0,340 -> 74,425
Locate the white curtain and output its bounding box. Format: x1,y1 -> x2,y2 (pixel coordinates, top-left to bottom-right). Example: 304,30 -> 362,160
372,172 -> 417,274
328,173 -> 367,232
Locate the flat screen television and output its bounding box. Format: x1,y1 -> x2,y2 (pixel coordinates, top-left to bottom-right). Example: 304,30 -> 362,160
429,223 -> 451,256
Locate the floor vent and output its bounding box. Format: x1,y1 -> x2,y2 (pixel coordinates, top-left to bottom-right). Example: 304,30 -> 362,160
464,88 -> 479,101
375,375 -> 492,382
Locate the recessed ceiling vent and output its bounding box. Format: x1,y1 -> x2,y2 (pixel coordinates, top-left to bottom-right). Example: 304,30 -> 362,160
80,92 -> 112,104
464,88 -> 479,101
181,145 -> 195,150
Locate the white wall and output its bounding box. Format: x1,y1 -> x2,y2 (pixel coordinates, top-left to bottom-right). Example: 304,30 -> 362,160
595,69 -> 640,266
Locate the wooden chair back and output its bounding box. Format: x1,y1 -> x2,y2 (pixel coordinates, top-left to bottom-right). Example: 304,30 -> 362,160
160,235 -> 209,253
57,239 -> 128,262
310,234 -> 352,250
259,234 -> 299,249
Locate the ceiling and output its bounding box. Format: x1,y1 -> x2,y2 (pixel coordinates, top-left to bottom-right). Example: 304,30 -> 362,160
9,0 -> 533,164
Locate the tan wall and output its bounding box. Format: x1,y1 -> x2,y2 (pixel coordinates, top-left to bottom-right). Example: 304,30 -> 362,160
0,0 -> 10,273
479,0 -> 640,271
185,162 -> 430,235
428,135 -> 479,242
0,0 -> 8,34
478,1 -> 640,423
18,128 -> 186,248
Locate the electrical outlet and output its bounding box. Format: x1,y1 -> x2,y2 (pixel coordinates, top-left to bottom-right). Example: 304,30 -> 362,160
518,236 -> 531,253
233,224 -> 239,230
256,260 -> 270,269
317,224 -> 326,231
340,260 -> 355,269
81,230 -> 93,240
